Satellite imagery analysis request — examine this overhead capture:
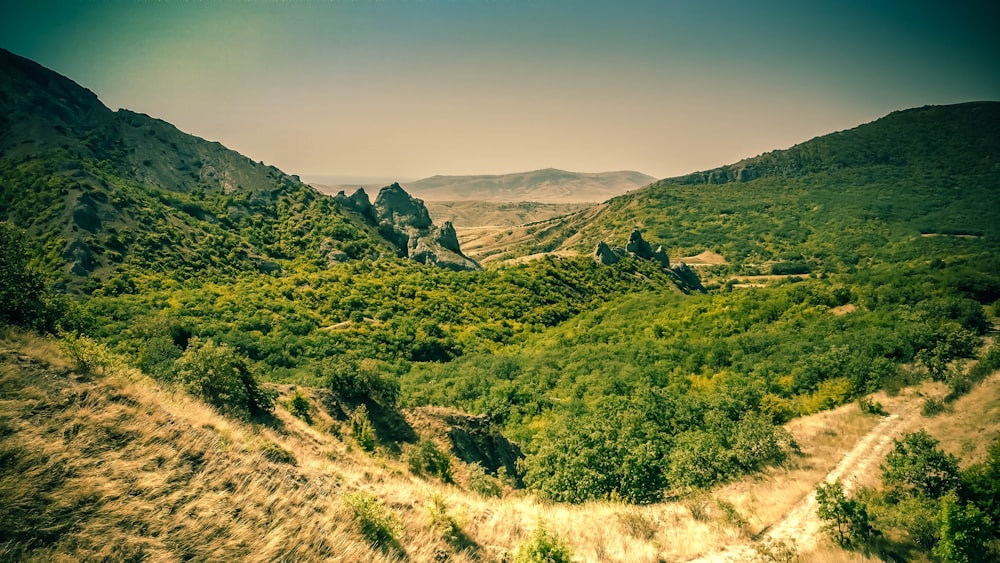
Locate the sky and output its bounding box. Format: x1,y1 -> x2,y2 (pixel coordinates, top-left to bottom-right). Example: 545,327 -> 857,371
1,0 -> 998,181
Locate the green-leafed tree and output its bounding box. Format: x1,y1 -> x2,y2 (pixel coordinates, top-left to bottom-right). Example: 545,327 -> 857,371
933,491 -> 994,563
816,480 -> 876,547
881,430 -> 961,500
174,338 -> 275,419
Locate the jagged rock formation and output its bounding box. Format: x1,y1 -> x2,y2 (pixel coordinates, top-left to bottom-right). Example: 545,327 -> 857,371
332,188 -> 376,223
336,184 -> 481,271
625,228 -> 653,258
593,229 -> 704,292
593,241 -> 620,265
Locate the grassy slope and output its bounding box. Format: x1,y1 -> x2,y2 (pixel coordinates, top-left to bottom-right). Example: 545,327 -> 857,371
3,328 -> 996,562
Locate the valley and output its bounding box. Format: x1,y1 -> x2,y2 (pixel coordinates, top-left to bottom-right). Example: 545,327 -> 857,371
2,48 -> 999,562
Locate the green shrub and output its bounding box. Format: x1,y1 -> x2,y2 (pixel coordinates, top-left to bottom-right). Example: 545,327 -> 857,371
59,331 -> 113,375
174,338 -> 275,420
933,491 -> 995,563
922,397 -> 946,417
514,522 -> 572,563
0,222 -> 59,332
286,390 -> 312,423
427,494 -> 463,546
343,492 -> 401,550
881,430 -> 960,500
326,358 -> 400,406
816,480 -> 876,547
468,463 -> 503,498
350,404 -> 377,453
259,441 -> 296,465
405,438 -> 452,482
858,396 -> 887,416
136,335 -> 182,380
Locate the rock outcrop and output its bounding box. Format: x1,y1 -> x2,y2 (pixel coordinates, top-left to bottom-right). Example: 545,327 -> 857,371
625,228 -> 653,259
332,188 -> 376,223
593,241 -> 621,265
336,183 -> 480,271
593,228 -> 704,293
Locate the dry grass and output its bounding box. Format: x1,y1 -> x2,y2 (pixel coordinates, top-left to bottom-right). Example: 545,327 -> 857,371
2,327 -> 997,562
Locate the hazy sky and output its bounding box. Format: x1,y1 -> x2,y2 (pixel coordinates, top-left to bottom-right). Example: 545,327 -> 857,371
2,0 -> 998,180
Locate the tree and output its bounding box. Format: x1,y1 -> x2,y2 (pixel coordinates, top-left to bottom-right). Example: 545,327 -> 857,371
522,401 -> 668,504
933,491 -> 994,563
881,430 -> 960,499
0,221 -> 58,331
816,480 -> 876,547
174,338 -> 275,419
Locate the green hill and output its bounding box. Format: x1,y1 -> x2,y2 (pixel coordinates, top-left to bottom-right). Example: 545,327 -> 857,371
496,103 -> 1000,273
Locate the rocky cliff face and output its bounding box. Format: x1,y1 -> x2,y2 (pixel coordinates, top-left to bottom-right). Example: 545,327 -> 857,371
335,184 -> 480,271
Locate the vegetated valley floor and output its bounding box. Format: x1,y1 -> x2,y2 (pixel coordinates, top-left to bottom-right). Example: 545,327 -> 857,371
2,328 -> 997,562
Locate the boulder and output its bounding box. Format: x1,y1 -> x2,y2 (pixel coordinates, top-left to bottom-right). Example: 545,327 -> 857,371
593,241 -> 620,265
652,245 -> 671,268
625,228 -> 653,259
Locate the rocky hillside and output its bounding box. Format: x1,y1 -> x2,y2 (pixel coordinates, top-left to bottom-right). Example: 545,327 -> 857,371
0,49 -> 477,290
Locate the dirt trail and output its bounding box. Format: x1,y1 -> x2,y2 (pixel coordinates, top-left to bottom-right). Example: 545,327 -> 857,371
690,403 -> 919,562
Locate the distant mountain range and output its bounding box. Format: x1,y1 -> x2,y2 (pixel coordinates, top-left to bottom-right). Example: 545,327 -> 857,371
403,168 -> 656,203
313,169 -> 655,205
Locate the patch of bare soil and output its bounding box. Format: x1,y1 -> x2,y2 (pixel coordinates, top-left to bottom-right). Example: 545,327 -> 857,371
676,250 -> 728,266
829,304 -> 857,316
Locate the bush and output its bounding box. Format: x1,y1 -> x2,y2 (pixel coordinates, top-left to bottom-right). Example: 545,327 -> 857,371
858,396 -> 887,416
922,397 -> 946,417
259,441 -> 296,465
405,438 -> 452,482
816,480 -> 876,547
427,494 -> 464,547
514,522 -> 573,563
933,491 -> 995,563
174,338 -> 275,420
136,335 -> 182,380
286,390 -> 312,423
0,222 -> 55,332
343,492 -> 401,550
350,404 -> 377,453
59,331 -> 113,375
326,358 -> 400,406
881,430 -> 960,499
468,463 -> 503,498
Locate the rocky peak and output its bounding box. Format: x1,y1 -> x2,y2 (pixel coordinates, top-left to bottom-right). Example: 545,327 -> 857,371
333,188 -> 375,222
374,183 -> 433,230
348,183 -> 480,271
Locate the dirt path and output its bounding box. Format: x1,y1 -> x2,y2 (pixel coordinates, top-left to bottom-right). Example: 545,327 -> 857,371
690,403 -> 919,562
